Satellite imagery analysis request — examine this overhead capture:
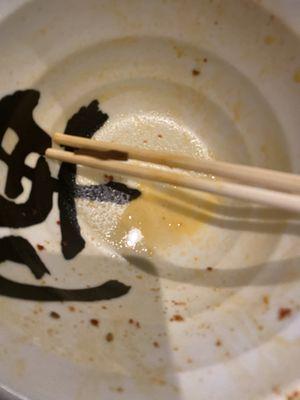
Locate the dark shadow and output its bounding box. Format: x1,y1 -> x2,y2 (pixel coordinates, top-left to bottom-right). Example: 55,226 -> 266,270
125,254 -> 300,288
142,184 -> 300,236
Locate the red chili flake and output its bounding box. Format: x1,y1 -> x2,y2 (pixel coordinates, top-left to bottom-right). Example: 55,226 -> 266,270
278,307 -> 292,320
104,174 -> 114,181
50,311 -> 60,319
170,314 -> 184,322
56,220 -> 61,225
192,69 -> 200,76
206,267 -> 213,271
105,332 -> 114,342
37,244 -> 45,251
153,341 -> 160,348
90,319 -> 99,327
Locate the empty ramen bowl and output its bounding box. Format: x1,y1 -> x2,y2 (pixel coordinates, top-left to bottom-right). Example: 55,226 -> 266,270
0,1 -> 299,399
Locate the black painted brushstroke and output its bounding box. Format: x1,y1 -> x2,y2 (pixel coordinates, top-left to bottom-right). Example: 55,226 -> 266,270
0,157 -> 53,227
0,90 -> 51,198
58,100 -> 109,259
0,276 -> 130,301
0,236 -> 49,278
0,90 -> 137,302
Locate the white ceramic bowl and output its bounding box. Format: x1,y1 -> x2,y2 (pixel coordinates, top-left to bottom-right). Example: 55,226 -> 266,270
0,1 -> 299,399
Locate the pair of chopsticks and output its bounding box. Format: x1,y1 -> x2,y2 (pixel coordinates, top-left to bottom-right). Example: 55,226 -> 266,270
46,132 -> 300,213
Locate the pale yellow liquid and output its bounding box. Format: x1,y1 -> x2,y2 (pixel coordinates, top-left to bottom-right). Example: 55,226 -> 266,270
107,182 -> 218,255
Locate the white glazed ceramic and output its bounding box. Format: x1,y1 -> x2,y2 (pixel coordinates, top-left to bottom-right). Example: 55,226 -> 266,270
0,1 -> 299,399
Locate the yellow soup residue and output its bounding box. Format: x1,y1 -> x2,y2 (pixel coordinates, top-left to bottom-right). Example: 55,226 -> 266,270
107,183 -> 218,255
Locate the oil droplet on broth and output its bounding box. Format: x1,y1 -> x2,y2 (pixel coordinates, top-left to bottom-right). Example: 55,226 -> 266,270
107,183 -> 217,255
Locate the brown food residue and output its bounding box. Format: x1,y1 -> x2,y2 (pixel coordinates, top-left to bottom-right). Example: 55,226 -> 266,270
153,341 -> 160,348
37,244 -> 45,251
206,267 -> 213,271
192,69 -> 200,76
264,35 -> 276,45
128,318 -> 141,328
170,314 -> 184,322
272,385 -> 281,395
50,311 -> 60,319
90,318 -> 99,327
287,390 -> 300,400
68,306 -> 76,312
215,339 -> 222,347
278,307 -> 292,320
263,295 -> 269,306
106,332 -> 114,342
294,70 -> 300,83
172,300 -> 186,306
56,220 -> 61,225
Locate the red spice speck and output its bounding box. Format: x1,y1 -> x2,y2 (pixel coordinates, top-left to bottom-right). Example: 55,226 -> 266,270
37,244 -> 45,251
192,69 -> 200,76
50,311 -> 60,319
104,174 -> 114,181
56,220 -> 61,225
170,314 -> 184,322
90,319 -> 99,327
278,307 -> 292,320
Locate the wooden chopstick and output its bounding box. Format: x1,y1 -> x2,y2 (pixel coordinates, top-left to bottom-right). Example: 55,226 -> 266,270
46,147 -> 300,213
53,132 -> 300,194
